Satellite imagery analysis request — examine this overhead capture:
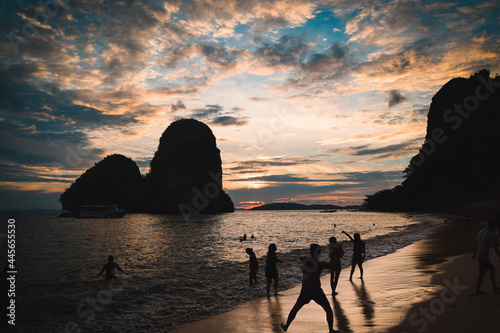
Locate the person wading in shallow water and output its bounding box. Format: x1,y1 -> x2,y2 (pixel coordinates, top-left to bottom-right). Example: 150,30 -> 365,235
342,231 -> 365,280
281,244 -> 337,333
95,255 -> 128,280
265,243 -> 281,296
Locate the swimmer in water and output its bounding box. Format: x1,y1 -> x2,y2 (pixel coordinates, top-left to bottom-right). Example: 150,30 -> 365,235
95,255 -> 128,280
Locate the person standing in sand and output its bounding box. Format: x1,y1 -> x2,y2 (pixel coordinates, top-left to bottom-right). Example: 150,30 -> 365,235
280,244 -> 337,333
472,218 -> 500,294
265,243 -> 281,296
342,231 -> 365,280
246,248 -> 259,285
329,236 -> 344,295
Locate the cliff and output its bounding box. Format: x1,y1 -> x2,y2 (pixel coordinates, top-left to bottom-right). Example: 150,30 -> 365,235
147,118 -> 234,214
59,154 -> 147,212
59,119 -> 234,215
365,69 -> 500,211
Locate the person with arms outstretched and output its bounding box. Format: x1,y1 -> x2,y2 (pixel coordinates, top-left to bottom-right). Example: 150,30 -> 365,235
342,231 -> 365,280
472,218 -> 500,294
281,244 -> 337,333
265,243 -> 281,296
95,255 -> 128,280
329,236 -> 344,295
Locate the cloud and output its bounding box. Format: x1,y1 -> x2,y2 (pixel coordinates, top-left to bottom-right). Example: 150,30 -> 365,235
228,156 -> 320,173
255,34 -> 311,68
388,90 -> 408,107
190,104 -> 249,126
211,116 -> 248,126
178,0 -> 317,36
329,139 -> 422,160
226,170 -> 404,206
171,100 -> 186,112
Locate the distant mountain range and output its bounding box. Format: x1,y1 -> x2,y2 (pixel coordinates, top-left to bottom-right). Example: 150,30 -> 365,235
250,202 -> 362,210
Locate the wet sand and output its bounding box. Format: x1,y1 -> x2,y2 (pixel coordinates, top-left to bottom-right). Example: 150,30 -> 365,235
172,218 -> 497,332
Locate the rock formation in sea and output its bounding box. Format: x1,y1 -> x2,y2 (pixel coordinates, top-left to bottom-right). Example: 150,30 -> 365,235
147,118 -> 234,214
364,69 -> 500,211
59,154 -> 147,213
59,119 -> 234,215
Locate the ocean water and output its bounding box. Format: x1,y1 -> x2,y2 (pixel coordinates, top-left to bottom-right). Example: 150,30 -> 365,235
0,210 -> 438,332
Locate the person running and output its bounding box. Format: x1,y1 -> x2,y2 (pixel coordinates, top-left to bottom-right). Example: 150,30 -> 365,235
472,218 -> 500,294
95,255 -> 128,280
265,243 -> 281,296
246,248 -> 259,285
329,236 -> 344,295
342,231 -> 365,280
281,244 -> 337,333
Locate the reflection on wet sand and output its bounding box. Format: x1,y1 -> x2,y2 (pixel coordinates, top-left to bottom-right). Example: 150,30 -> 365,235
265,297 -> 284,333
351,280 -> 375,327
332,295 -> 352,333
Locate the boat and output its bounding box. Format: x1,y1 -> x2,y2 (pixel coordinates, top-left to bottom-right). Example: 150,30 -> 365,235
319,209 -> 337,213
76,205 -> 125,218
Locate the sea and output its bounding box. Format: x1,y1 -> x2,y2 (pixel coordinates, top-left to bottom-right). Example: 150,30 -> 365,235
0,210 -> 439,332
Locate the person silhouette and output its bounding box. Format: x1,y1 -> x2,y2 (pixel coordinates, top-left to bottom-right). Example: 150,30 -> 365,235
265,243 -> 281,297
328,236 -> 344,295
280,244 -> 337,333
472,218 -> 500,294
342,231 -> 365,280
95,255 -> 128,280
246,248 -> 259,285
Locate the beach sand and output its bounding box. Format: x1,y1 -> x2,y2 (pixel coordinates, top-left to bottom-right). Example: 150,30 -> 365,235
172,218 -> 498,333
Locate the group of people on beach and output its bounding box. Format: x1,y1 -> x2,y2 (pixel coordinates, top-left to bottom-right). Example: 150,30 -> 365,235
245,231 -> 365,333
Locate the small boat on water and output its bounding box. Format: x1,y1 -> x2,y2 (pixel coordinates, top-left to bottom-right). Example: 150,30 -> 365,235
77,205 -> 125,218
319,209 -> 337,213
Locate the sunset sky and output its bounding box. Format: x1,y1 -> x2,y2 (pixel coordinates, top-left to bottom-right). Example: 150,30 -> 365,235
1,0 -> 499,210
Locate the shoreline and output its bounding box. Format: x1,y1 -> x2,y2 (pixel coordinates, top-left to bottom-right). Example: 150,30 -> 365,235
171,214 -> 481,332
389,215 -> 498,333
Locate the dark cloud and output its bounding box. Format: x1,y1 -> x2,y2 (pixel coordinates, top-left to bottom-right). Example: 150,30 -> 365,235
162,43 -> 245,70
228,157 -> 320,173
247,96 -> 270,102
255,34 -> 311,67
232,174 -> 321,182
211,116 -> 248,126
226,170 -> 404,206
191,104 -> 248,126
171,100 -> 186,112
388,90 -> 408,108
330,139 -> 422,160
0,65 -> 141,177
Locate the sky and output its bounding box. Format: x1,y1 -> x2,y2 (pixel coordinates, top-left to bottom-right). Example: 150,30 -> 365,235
0,0 -> 499,210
